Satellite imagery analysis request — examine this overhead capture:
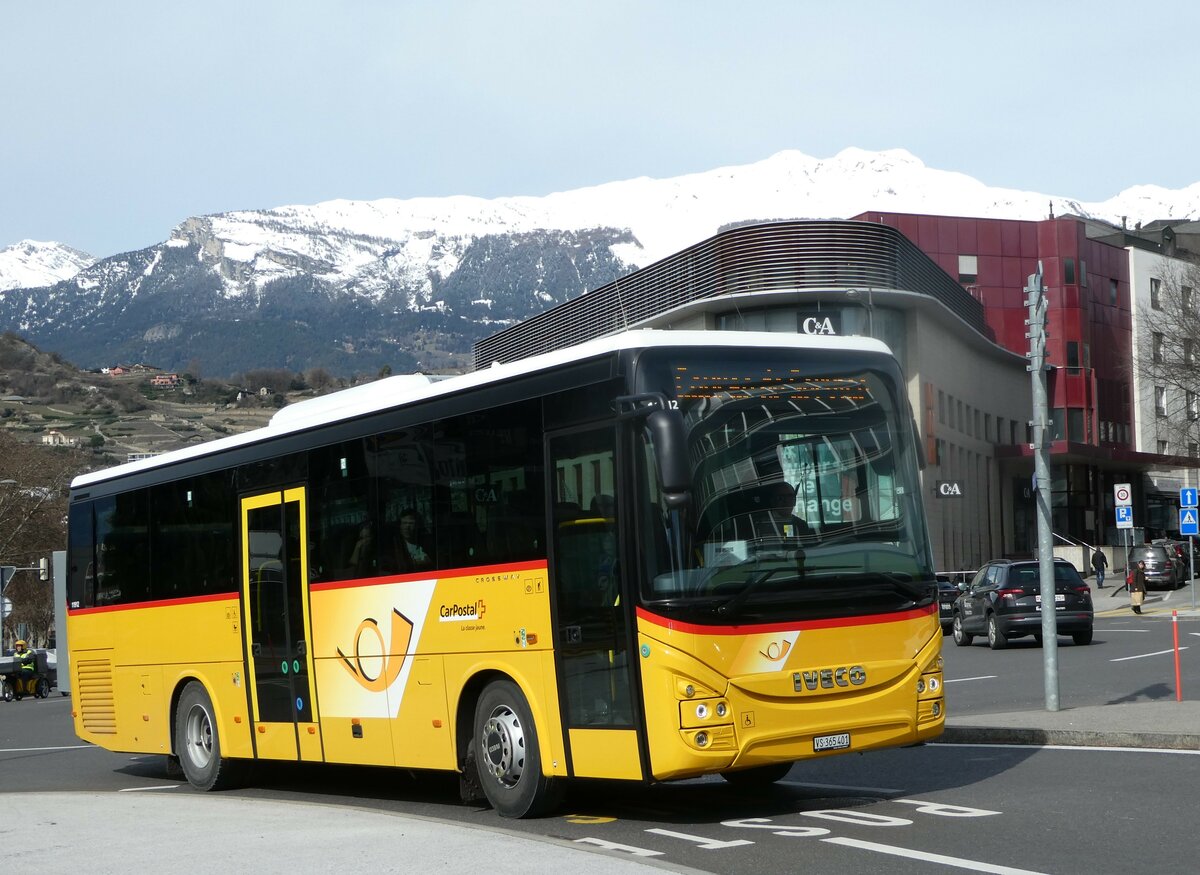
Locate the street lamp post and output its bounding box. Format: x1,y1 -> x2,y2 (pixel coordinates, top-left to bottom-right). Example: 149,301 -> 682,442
845,287 -> 875,338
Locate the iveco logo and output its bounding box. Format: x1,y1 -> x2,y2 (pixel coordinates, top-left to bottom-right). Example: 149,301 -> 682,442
801,316 -> 837,336
793,665 -> 867,691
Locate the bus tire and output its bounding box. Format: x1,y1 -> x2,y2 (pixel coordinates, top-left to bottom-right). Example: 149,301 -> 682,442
473,679 -> 560,818
174,681 -> 247,791
720,762 -> 793,785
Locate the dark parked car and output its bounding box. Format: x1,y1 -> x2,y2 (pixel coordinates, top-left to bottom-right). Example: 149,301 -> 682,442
952,558 -> 1093,649
1129,544 -> 1182,590
936,574 -> 961,633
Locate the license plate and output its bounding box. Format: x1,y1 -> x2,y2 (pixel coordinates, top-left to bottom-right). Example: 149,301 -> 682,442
1035,594 -> 1066,603
940,601 -> 954,610
813,732 -> 851,752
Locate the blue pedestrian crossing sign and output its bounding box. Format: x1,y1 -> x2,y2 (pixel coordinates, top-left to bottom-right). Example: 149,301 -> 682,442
1182,488 -> 1199,508
1116,506 -> 1134,529
1181,507 -> 1200,537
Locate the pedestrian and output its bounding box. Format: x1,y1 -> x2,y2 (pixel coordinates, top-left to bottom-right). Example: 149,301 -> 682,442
1091,547 -> 1108,588
1129,559 -> 1147,614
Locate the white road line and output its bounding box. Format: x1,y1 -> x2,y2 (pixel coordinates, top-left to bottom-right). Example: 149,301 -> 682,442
118,785 -> 181,792
1101,628 -> 1149,632
823,836 -> 1049,874
945,676 -> 997,683
932,742 -> 1200,755
0,744 -> 93,753
1111,647 -> 1188,662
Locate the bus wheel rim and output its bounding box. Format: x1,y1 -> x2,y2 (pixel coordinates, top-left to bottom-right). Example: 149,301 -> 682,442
481,704 -> 524,787
185,705 -> 214,770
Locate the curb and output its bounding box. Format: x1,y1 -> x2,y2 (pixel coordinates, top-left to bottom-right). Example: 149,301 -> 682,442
940,726 -> 1200,750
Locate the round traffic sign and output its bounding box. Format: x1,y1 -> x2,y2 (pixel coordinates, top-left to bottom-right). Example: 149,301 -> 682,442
1115,484 -> 1131,504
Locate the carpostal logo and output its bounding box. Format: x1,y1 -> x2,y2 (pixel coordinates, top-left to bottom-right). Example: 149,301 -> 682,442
439,599 -> 487,623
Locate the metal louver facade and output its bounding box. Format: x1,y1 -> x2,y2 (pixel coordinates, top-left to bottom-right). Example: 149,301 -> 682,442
474,220 -> 986,368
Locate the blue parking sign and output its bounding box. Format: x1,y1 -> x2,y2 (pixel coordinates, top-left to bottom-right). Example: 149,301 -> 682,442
1181,507 -> 1200,537
1182,488 -> 1199,508
1116,506 -> 1134,529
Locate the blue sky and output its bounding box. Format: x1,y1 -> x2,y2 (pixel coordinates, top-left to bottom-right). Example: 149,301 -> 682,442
2,1 -> 1195,257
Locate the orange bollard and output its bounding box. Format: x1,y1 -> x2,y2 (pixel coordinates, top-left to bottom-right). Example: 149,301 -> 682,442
1173,610 -> 1182,702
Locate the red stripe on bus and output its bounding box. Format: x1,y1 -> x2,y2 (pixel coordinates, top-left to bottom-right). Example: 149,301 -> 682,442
69,591 -> 238,616
635,604 -> 936,635
310,558 -> 549,592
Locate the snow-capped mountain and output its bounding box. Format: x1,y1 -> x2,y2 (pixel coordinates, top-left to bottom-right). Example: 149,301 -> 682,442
0,240 -> 95,291
2,147 -> 1198,376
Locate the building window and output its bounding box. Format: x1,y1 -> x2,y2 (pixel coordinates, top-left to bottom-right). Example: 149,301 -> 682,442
1109,278 -> 1118,306
1067,409 -> 1084,442
1079,260 -> 1087,287
1151,277 -> 1162,309
1158,439 -> 1170,456
1190,443 -> 1198,459
1187,339 -> 1195,365
985,413 -> 993,442
1083,343 -> 1090,369
1064,258 -> 1076,285
1189,391 -> 1198,421
958,254 -> 978,284
938,390 -> 945,425
1067,341 -> 1080,371
1153,332 -> 1164,363
1185,286 -> 1195,312
1156,385 -> 1167,417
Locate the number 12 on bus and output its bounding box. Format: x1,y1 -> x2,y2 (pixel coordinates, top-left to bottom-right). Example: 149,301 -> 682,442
65,330 -> 944,817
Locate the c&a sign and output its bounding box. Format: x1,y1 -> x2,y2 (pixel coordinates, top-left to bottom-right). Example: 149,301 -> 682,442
799,311 -> 841,336
935,480 -> 963,498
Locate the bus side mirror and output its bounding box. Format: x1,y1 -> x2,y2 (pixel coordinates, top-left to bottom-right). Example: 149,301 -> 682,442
617,393 -> 692,508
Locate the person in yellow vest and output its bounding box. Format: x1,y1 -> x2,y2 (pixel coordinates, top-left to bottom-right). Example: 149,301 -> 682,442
13,639 -> 36,695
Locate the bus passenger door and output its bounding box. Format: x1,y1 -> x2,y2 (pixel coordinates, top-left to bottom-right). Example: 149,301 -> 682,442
240,488 -> 323,762
548,428 -> 643,780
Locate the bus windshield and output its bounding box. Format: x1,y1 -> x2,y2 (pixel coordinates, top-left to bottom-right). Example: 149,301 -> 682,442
636,351 -> 935,624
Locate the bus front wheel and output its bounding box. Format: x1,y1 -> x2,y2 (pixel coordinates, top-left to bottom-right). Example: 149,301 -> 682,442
473,680 -> 560,818
174,682 -> 246,791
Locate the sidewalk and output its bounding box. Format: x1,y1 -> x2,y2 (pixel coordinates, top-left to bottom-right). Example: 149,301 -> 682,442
9,791 -> 700,874
941,576 -> 1200,751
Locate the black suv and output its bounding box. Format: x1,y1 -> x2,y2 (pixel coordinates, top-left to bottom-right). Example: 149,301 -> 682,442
952,559 -> 1093,649
1129,544 -> 1181,590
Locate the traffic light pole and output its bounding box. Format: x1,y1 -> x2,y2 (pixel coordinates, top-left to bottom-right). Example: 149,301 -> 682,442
1027,263 -> 1060,711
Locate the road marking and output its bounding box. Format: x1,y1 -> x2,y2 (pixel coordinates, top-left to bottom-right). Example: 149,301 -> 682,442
0,744 -> 93,753
945,675 -> 997,683
932,742 -> 1200,756
574,838 -> 662,857
118,785 -> 180,792
1111,647 -> 1189,662
1098,628 -> 1149,632
646,828 -> 754,849
823,836 -> 1049,874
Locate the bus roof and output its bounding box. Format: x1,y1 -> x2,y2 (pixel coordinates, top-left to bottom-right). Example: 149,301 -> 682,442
71,329 -> 893,489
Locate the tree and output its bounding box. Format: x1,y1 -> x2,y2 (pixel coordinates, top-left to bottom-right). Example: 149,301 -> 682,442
0,433 -> 89,647
1133,256 -> 1200,459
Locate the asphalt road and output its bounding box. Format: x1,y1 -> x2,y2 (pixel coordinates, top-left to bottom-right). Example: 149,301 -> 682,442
5,614 -> 1200,874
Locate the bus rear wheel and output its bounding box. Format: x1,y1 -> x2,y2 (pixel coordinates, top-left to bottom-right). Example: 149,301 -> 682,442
174,681 -> 246,791
473,680 -> 560,818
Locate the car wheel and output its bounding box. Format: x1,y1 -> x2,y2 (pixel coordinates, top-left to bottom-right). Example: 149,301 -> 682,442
987,613 -> 1008,650
174,681 -> 248,791
721,762 -> 794,786
1073,629 -> 1094,645
952,614 -> 973,647
473,679 -> 561,818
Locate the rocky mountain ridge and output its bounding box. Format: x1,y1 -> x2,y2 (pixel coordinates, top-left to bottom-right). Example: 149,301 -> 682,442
3,148 -> 1198,376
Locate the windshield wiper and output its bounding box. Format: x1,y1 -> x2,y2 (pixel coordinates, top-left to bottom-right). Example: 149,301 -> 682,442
716,568 -> 784,619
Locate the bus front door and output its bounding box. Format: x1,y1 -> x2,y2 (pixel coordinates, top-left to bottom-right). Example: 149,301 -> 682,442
548,428 -> 643,780
240,488 -> 323,762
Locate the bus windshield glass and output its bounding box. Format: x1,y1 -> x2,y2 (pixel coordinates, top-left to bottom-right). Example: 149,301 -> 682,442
636,350 -> 935,624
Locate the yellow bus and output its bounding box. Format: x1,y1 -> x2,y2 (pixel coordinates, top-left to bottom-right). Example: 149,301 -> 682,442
66,329 -> 943,817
